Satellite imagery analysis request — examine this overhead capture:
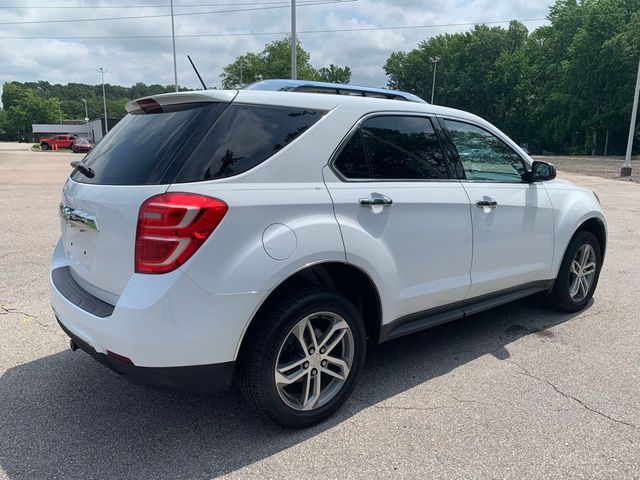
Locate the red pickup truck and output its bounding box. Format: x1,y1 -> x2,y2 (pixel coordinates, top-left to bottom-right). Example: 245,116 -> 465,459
40,134 -> 75,150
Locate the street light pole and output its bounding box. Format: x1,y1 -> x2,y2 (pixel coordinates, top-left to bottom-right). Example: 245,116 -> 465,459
81,98 -> 89,138
81,98 -> 88,121
622,58 -> 640,177
170,0 -> 178,92
57,101 -> 62,124
430,56 -> 440,104
96,67 -> 109,134
291,0 -> 297,80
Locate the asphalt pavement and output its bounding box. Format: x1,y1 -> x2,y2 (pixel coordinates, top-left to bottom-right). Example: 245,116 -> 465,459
0,143 -> 638,479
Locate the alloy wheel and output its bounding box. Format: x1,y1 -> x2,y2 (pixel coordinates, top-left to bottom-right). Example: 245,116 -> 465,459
274,312 -> 354,411
568,244 -> 597,302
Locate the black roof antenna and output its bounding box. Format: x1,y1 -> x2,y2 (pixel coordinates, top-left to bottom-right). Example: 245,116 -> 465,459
187,54 -> 207,90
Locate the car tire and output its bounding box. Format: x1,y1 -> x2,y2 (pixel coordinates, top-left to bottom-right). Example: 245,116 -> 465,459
40,143 -> 49,150
240,288 -> 366,428
548,230 -> 602,312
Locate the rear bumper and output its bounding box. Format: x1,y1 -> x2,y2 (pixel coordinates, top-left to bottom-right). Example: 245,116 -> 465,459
50,238 -> 264,379
57,317 -> 235,392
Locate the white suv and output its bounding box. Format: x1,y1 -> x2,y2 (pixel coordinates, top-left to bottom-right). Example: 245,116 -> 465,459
51,85 -> 606,427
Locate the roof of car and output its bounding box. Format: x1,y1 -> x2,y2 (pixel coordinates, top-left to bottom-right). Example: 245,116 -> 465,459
127,88 -> 477,125
243,79 -> 427,103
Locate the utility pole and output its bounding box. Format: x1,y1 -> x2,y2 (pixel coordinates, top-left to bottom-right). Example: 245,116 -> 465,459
622,58 -> 640,177
170,0 -> 178,92
96,67 -> 109,134
291,0 -> 297,80
430,56 -> 440,104
57,101 -> 62,124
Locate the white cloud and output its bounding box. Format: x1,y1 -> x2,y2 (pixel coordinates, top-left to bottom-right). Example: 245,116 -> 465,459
0,0 -> 554,93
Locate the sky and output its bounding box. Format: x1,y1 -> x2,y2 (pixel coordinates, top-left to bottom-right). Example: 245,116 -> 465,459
0,0 -> 555,93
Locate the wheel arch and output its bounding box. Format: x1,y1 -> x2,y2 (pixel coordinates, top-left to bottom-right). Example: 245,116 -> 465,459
553,215 -> 607,279
236,261 -> 383,361
576,216 -> 607,260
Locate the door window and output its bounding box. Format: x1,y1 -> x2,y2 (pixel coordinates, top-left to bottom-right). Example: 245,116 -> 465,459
362,116 -> 448,180
444,119 -> 525,182
333,115 -> 449,180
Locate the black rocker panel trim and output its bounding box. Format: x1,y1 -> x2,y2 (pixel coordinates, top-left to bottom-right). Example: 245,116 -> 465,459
380,280 -> 555,342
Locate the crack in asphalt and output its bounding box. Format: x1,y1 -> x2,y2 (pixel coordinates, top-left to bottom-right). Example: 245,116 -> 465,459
505,358 -> 637,429
1,304 -> 36,319
1,304 -> 49,328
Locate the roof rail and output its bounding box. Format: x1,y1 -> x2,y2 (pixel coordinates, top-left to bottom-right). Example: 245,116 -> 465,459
243,79 -> 427,104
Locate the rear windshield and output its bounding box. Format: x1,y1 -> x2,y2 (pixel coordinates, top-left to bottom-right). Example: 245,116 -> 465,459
72,102 -> 323,185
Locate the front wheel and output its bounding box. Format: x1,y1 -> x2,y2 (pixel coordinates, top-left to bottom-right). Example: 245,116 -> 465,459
240,289 -> 366,428
548,230 -> 602,312
40,142 -> 50,150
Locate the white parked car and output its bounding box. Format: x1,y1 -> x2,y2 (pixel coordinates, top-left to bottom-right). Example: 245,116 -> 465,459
51,84 -> 606,427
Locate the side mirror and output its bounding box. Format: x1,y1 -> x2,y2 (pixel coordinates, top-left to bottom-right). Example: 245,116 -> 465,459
528,161 -> 556,182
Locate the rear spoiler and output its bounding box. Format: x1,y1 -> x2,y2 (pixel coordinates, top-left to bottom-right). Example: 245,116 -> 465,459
125,90 -> 238,113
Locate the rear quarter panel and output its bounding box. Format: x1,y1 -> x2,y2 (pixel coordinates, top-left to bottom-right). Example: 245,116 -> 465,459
169,182 -> 346,294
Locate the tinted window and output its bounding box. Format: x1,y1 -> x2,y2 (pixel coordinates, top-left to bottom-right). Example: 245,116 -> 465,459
444,119 -> 525,182
360,116 -> 448,180
72,102 -> 225,185
334,132 -> 370,179
175,105 -> 322,182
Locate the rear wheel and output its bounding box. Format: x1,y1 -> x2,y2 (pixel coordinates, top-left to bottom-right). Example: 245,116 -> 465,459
40,142 -> 49,150
549,230 -> 602,312
240,289 -> 366,428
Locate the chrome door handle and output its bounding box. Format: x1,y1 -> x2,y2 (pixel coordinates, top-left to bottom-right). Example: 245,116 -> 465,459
359,193 -> 393,207
476,199 -> 498,208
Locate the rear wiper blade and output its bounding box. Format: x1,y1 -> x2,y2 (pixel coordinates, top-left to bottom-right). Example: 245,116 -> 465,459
70,160 -> 95,178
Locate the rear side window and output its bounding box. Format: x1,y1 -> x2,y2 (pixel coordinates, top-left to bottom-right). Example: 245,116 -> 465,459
333,132 -> 370,179
333,115 -> 449,180
175,105 -> 323,182
72,102 -> 225,185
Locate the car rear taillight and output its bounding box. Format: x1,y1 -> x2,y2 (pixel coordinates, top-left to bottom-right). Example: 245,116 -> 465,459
135,193 -> 228,274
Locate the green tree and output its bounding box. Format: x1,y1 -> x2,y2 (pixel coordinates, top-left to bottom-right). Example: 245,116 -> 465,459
384,0 -> 640,155
386,22 -> 528,125
0,85 -> 59,139
220,37 -> 350,88
316,64 -> 352,83
1,80 -> 184,138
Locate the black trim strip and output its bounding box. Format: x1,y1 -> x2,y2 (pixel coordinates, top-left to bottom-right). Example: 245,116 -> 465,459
380,280 -> 555,342
51,266 -> 115,318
